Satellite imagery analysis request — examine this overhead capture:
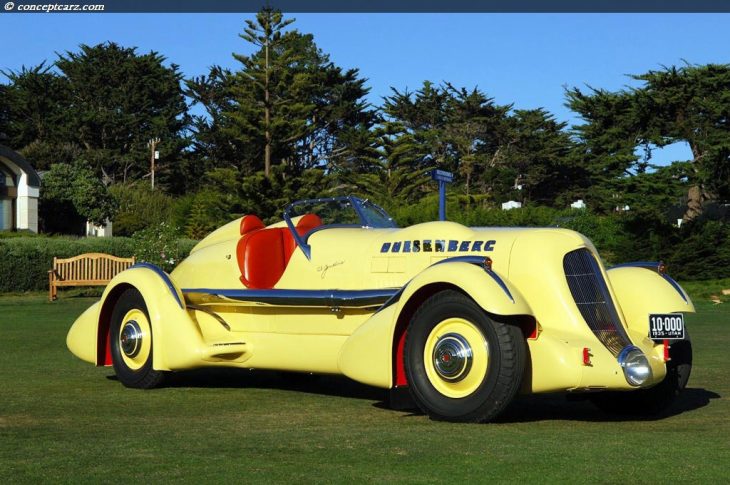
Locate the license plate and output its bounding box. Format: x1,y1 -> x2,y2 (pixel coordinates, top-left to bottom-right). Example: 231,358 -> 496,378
649,314 -> 685,340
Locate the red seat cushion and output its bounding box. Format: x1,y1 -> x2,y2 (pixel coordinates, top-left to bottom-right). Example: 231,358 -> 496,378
296,213 -> 323,236
240,214 -> 265,235
282,213 -> 323,260
236,228 -> 287,289
236,214 -> 323,289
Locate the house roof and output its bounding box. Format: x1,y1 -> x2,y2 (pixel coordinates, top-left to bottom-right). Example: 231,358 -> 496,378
0,144 -> 41,188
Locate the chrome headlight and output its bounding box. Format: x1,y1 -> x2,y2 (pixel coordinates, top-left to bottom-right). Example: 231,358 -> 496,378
618,346 -> 652,387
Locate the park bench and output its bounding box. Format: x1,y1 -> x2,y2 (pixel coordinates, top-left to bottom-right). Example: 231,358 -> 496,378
48,253 -> 135,301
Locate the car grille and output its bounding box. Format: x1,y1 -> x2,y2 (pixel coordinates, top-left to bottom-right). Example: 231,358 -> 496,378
563,249 -> 630,357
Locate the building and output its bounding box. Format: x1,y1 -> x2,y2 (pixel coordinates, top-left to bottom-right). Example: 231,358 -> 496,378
0,144 -> 40,232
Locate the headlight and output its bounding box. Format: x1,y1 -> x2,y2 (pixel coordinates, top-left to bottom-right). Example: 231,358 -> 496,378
618,346 -> 652,386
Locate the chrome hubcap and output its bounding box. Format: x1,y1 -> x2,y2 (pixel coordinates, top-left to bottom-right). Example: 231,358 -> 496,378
432,333 -> 473,382
120,320 -> 143,357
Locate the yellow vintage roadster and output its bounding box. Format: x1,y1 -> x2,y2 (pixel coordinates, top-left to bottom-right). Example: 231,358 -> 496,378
67,196 -> 693,422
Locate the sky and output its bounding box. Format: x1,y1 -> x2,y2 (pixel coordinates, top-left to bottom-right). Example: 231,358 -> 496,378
2,12 -> 729,163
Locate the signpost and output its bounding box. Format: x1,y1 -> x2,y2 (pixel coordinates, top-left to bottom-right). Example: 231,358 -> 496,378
430,169 -> 454,221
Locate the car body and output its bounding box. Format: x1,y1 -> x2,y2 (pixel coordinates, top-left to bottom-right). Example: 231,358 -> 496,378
67,196 -> 694,422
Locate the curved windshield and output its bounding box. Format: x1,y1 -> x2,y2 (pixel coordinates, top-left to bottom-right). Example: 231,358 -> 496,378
284,196 -> 397,229
283,196 -> 397,259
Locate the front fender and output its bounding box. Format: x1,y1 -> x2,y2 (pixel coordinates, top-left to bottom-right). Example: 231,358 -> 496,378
338,261 -> 532,389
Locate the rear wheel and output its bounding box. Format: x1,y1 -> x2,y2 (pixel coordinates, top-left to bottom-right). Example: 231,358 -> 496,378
590,337 -> 692,415
404,290 -> 526,422
110,288 -> 166,389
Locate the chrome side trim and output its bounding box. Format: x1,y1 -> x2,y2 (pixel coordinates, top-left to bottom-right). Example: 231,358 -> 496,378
131,262 -> 184,309
661,274 -> 689,304
432,255 -> 515,303
610,261 -> 688,304
485,269 -> 515,303
182,288 -> 400,309
374,286 -> 405,314
186,304 -> 231,331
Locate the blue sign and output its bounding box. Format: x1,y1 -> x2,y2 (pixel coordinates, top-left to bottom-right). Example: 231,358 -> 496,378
429,170 -> 454,221
431,169 -> 454,183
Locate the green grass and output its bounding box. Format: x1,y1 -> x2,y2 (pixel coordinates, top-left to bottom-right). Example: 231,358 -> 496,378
0,295 -> 728,483
680,278 -> 730,303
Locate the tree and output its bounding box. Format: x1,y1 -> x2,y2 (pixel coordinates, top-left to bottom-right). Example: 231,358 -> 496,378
40,162 -> 117,234
443,84 -> 511,197
566,87 -> 643,211
55,42 -> 189,185
498,108 -> 576,206
0,63 -> 69,169
188,8 -> 375,186
633,64 -> 730,220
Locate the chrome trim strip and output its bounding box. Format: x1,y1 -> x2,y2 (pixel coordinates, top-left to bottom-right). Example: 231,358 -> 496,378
433,256 -> 515,303
661,274 -> 689,304
432,255 -> 486,266
182,288 -> 400,309
609,261 -> 688,304
610,261 -> 663,271
485,269 -> 515,303
131,262 -> 184,309
374,286 -> 405,314
186,304 -> 231,331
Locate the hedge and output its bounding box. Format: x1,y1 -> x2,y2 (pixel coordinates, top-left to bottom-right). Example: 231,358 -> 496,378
0,237 -> 195,293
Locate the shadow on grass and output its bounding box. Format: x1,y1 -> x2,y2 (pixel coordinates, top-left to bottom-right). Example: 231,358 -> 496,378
493,387 -> 721,423
109,368 -> 387,402
107,369 -> 719,423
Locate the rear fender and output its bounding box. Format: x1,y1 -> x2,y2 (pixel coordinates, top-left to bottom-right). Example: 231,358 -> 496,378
338,261 -> 533,389
94,264 -> 203,371
607,265 -> 694,343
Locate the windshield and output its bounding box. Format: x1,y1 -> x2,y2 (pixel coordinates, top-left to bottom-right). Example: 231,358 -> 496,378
283,196 -> 397,259
284,196 -> 397,229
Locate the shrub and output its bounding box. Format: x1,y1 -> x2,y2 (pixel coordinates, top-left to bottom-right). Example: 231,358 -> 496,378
131,222 -> 186,272
109,183 -> 174,236
0,235 -> 198,293
0,236 -> 136,293
666,220 -> 730,280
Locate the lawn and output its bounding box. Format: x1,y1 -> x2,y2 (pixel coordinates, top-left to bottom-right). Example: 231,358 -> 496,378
0,294 -> 728,483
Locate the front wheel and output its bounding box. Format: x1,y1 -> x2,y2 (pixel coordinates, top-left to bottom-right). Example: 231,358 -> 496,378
109,288 -> 166,389
404,290 -> 526,422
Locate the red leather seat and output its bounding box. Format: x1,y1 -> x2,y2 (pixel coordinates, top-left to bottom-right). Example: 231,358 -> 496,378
240,214 -> 265,235
236,214 -> 322,289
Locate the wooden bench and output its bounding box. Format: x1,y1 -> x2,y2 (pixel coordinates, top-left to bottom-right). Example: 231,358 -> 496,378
48,253 -> 136,301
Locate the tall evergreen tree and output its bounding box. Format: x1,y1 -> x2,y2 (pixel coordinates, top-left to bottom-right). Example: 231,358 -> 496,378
633,63 -> 730,220
0,63 -> 69,168
55,42 -> 189,185
566,87 -> 643,211
188,8 -> 375,186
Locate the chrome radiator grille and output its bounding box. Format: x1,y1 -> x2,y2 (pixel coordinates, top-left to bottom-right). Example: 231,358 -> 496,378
563,249 -> 630,356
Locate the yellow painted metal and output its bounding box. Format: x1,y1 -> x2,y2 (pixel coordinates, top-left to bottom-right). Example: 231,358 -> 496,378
66,301 -> 99,364
67,211 -> 692,396
607,266 -> 695,338
338,305 -> 397,388
423,318 -> 488,398
337,261 -> 531,389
